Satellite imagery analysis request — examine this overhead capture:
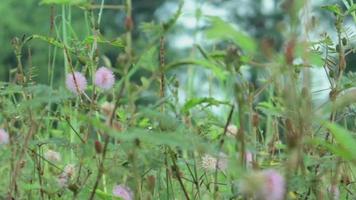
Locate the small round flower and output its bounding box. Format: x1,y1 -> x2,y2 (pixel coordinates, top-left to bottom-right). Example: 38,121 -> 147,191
239,169 -> 285,200
226,124 -> 238,137
44,150 -> 61,162
101,101 -> 115,116
94,67 -> 115,90
201,154 -> 217,171
0,129 -> 9,145
201,153 -> 228,171
66,71 -> 87,94
63,164 -> 75,178
217,152 -> 228,171
327,185 -> 340,200
57,175 -> 68,188
113,184 -> 134,200
245,151 -> 253,168
261,169 -> 285,200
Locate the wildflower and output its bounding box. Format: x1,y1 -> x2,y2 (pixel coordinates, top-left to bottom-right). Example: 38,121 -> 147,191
261,169 -> 285,200
94,140 -> 103,154
327,185 -> 340,200
112,184 -> 134,200
0,129 -> 9,145
201,154 -> 217,171
57,175 -> 68,188
57,164 -> 75,188
44,150 -> 61,162
245,151 -> 253,168
101,101 -> 115,116
217,152 -> 228,170
66,71 -> 87,94
201,153 -> 228,171
226,124 -> 238,137
94,67 -> 115,90
63,164 -> 75,178
239,169 -> 285,200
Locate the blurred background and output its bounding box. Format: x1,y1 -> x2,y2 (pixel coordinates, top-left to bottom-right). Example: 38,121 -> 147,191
0,0 -> 354,102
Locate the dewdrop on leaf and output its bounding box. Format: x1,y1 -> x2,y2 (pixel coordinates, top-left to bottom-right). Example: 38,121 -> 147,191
94,67 -> 115,90
66,72 -> 87,94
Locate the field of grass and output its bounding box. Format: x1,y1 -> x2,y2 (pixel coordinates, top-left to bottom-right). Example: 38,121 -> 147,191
0,0 -> 356,199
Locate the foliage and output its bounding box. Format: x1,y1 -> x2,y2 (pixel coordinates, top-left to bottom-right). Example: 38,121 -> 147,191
0,0 -> 356,200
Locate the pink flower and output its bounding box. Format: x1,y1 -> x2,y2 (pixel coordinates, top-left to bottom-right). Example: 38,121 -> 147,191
63,164 -> 75,178
57,164 -> 75,188
94,67 -> 115,90
66,71 -> 87,94
239,169 -> 285,200
57,175 -> 68,188
112,185 -> 134,200
327,185 -> 340,200
44,150 -> 61,162
260,169 -> 285,200
0,129 -> 9,145
245,151 -> 253,168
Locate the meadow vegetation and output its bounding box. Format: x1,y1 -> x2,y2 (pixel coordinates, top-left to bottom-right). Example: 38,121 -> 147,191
0,0 -> 356,199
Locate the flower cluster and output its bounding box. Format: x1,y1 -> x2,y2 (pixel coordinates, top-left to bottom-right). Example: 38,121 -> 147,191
65,67 -> 115,95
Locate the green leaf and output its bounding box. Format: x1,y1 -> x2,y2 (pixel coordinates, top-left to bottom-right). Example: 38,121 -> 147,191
256,101 -> 284,117
32,34 -> 69,50
166,59 -> 228,81
89,189 -> 122,200
75,112 -> 212,151
321,4 -> 343,15
136,46 -> 158,71
346,4 -> 356,14
205,16 -> 256,54
308,51 -> 324,67
325,122 -> 356,160
40,0 -> 87,5
162,0 -> 184,32
181,97 -> 230,114
83,35 -> 124,48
